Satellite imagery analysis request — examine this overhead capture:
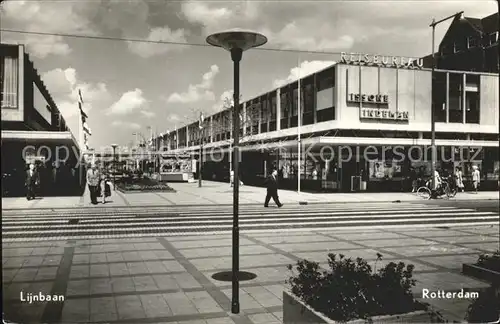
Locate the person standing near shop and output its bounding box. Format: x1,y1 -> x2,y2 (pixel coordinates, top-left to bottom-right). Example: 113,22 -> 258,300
264,169 -> 283,208
455,166 -> 464,192
409,167 -> 418,192
472,165 -> 480,194
86,163 -> 100,204
25,163 -> 39,200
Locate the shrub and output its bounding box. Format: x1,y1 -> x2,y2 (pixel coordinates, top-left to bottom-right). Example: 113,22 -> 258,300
286,253 -> 424,323
476,250 -> 500,272
465,284 -> 500,323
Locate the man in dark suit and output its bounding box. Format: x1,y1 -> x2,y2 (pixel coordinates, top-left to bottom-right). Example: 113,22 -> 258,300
264,169 -> 283,208
25,163 -> 39,200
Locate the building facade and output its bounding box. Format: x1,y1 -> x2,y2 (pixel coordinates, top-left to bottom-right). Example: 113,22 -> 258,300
422,13 -> 499,73
1,43 -> 84,196
156,53 -> 499,192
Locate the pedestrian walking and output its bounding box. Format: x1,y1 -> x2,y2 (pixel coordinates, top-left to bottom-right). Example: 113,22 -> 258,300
472,165 -> 480,193
264,169 -> 283,208
98,172 -> 111,204
86,163 -> 100,204
409,167 -> 417,192
25,163 -> 39,200
455,166 -> 464,192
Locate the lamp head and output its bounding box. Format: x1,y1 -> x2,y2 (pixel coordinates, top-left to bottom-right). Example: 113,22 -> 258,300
111,144 -> 118,149
206,31 -> 267,52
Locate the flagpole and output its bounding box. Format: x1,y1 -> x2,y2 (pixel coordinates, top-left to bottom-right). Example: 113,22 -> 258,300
297,55 -> 301,193
78,89 -> 84,188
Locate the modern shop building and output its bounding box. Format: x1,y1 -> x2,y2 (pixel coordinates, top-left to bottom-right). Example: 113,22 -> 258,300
1,43 -> 84,196
157,52 -> 499,192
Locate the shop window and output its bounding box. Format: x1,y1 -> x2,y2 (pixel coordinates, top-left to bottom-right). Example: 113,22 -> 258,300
303,82 -> 314,113
432,72 -> 447,122
270,94 -> 277,121
448,73 -> 463,123
465,91 -> 480,124
316,68 -> 334,91
317,107 -> 335,123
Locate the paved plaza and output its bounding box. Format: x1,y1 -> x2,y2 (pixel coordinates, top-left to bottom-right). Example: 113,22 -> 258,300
2,181 -> 499,209
2,223 -> 499,323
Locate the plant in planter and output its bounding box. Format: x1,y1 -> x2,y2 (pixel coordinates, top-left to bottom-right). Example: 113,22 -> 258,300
285,253 -> 432,323
465,284 -> 500,323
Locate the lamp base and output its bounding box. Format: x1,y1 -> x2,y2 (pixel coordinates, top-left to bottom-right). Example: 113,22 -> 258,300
231,300 -> 240,314
211,271 -> 257,282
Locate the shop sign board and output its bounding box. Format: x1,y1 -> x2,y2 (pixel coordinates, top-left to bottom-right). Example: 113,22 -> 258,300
360,108 -> 409,121
348,93 -> 388,104
340,52 -> 424,69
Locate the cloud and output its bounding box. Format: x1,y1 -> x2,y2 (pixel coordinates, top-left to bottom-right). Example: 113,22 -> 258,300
111,121 -> 141,130
260,22 -> 354,52
140,110 -> 155,118
273,60 -> 336,88
166,65 -> 219,104
127,27 -> 188,58
107,89 -> 147,115
181,1 -> 259,35
211,90 -> 234,112
41,67 -> 109,137
0,0 -> 98,58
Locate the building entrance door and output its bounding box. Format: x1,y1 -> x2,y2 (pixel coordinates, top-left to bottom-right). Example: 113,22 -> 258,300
340,158 -> 366,192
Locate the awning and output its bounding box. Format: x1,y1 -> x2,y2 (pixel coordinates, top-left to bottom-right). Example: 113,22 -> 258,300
1,130 -> 80,148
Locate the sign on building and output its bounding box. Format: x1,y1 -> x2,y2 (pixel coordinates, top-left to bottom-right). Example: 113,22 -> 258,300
340,52 -> 423,69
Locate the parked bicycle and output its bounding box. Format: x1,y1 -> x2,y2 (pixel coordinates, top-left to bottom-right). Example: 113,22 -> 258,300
416,176 -> 457,199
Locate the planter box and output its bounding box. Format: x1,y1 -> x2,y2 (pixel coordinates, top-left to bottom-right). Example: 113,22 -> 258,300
463,263 -> 500,284
283,290 -> 433,324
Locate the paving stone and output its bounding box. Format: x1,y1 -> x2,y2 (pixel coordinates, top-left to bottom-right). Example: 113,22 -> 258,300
253,234 -> 334,244
355,238 -> 439,248
153,250 -> 175,259
90,278 -> 113,295
12,268 -> 38,282
185,291 -> 223,313
90,264 -> 110,277
23,256 -> 45,267
460,242 -> 499,252
42,255 -> 62,266
206,318 -> 236,324
140,250 -> 160,261
162,292 -> 199,316
243,286 -> 282,308
116,295 -> 147,319
30,247 -> 51,256
90,253 -> 108,263
122,251 -> 142,262
383,245 -> 480,257
272,241 -> 361,252
111,277 -> 135,293
332,232 -> 408,241
66,280 -> 90,296
72,254 -> 90,264
171,238 -> 252,249
221,289 -> 261,310
109,263 -> 129,276
162,260 -> 186,272
249,313 -> 281,324
140,293 -> 173,317
3,282 -> 31,300
293,249 -> 389,264
69,265 -> 90,279
419,254 -> 479,270
90,296 -> 118,322
153,274 -> 180,290
3,257 -> 27,268
3,269 -> 19,283
106,252 -> 125,262
60,299 -> 90,323
127,262 -> 149,275
173,273 -> 202,289
33,267 -> 58,281
133,275 -> 159,291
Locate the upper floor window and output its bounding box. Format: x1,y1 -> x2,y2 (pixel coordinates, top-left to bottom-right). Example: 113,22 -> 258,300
467,36 -> 479,49
316,68 -> 334,91
488,32 -> 499,46
0,56 -> 19,109
454,39 -> 467,53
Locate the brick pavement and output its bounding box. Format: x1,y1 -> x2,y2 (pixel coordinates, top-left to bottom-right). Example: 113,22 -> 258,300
2,180 -> 498,209
2,224 -> 498,323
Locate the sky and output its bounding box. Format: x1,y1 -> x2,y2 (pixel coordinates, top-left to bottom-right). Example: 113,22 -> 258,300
0,0 -> 497,149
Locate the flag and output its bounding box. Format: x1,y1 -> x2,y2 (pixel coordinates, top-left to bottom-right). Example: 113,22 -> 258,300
83,122 -> 92,135
199,112 -> 204,129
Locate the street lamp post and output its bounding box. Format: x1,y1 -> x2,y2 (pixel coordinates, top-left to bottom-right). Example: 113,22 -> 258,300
111,144 -> 118,186
199,113 -> 205,188
430,11 -> 464,196
206,31 -> 267,314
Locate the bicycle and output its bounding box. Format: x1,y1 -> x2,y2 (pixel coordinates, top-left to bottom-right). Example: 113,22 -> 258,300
417,177 -> 457,199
